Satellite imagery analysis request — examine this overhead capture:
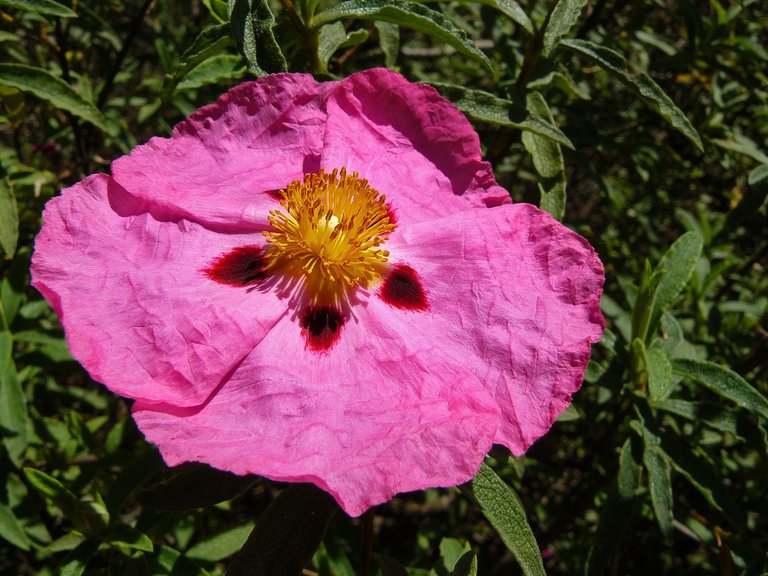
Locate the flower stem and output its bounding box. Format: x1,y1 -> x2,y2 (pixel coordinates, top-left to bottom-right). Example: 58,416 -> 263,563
360,509 -> 374,576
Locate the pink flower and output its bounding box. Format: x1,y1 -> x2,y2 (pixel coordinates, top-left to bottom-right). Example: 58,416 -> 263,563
31,69 -> 604,516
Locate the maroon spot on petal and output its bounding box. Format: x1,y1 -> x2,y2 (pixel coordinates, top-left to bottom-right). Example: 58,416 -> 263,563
300,306 -> 345,352
379,264 -> 428,311
266,189 -> 283,201
205,245 -> 269,287
386,202 -> 398,225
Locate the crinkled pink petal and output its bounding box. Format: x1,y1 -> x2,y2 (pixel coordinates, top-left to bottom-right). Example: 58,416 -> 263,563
31,174 -> 285,406
133,301 -> 500,517
320,69 -> 511,224
111,74 -> 331,230
383,203 -> 605,453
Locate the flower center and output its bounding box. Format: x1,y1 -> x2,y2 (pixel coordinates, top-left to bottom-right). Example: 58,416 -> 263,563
264,168 -> 395,305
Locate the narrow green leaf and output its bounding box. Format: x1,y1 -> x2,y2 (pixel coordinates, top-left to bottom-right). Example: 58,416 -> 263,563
450,551 -> 478,576
586,463 -> 639,576
0,64 -> 110,132
101,523 -> 154,552
471,463 -> 545,576
0,178 -> 18,258
0,331 -> 28,466
521,92 -> 566,220
647,347 -> 673,400
430,83 -> 573,148
560,39 -> 703,151
375,21 -> 400,68
23,468 -> 110,535
0,0 -> 76,17
227,0 -> 287,76
0,503 -> 32,550
137,462 -> 258,511
178,24 -> 233,77
671,358 -> 768,419
473,0 -> 533,34
617,435 -> 643,499
225,484 -> 338,576
542,0 -> 587,57
643,446 -> 673,539
631,259 -> 662,343
187,522 -> 255,562
711,134 -> 768,165
652,399 -> 739,436
312,0 -> 494,77
649,231 -> 703,336
657,428 -> 744,527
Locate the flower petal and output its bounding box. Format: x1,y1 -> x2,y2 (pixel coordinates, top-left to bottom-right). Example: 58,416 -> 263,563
383,203 -> 605,454
31,175 -> 285,406
112,74 -> 330,230
320,68 -> 511,224
132,305 -> 500,517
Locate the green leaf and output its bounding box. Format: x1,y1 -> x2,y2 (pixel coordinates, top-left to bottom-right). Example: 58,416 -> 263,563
312,0 -> 494,77
471,463 -> 545,576
101,523 -> 154,552
137,463 -> 258,511
0,178 -> 18,258
0,64 -> 110,132
227,0 -> 287,76
711,134 -> 768,165
450,551 -> 478,576
0,330 -> 28,466
375,21 -> 400,68
642,446 -> 673,539
671,358 -> 768,419
0,502 -> 32,550
0,0 -> 76,17
203,0 -> 229,22
376,554 -> 410,576
430,83 -> 573,148
649,230 -> 703,337
647,347 -> 673,400
23,468 -> 110,535
473,0 -> 533,34
187,522 -> 255,562
542,0 -> 587,57
521,92 -> 566,220
440,537 -> 471,572
225,484 -> 338,576
177,24 -> 233,78
58,540 -> 100,576
177,54 -> 245,90
560,39 -> 703,151
317,23 -> 369,72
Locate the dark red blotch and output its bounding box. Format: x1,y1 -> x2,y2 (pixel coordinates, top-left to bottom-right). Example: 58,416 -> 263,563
301,306 -> 345,352
379,264 -> 428,311
205,245 -> 269,287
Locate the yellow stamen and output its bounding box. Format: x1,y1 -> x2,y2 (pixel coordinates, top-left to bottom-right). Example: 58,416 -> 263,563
263,168 -> 395,305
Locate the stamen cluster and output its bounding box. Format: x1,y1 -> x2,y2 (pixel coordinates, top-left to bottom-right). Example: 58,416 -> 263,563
264,168 -> 395,304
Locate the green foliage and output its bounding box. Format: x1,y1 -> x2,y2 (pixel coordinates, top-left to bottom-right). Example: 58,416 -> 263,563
0,0 -> 766,574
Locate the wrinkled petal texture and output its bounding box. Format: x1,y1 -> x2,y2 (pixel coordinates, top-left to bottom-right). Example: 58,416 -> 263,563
384,203 -> 605,454
32,68 -> 605,516
31,175 -> 285,406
